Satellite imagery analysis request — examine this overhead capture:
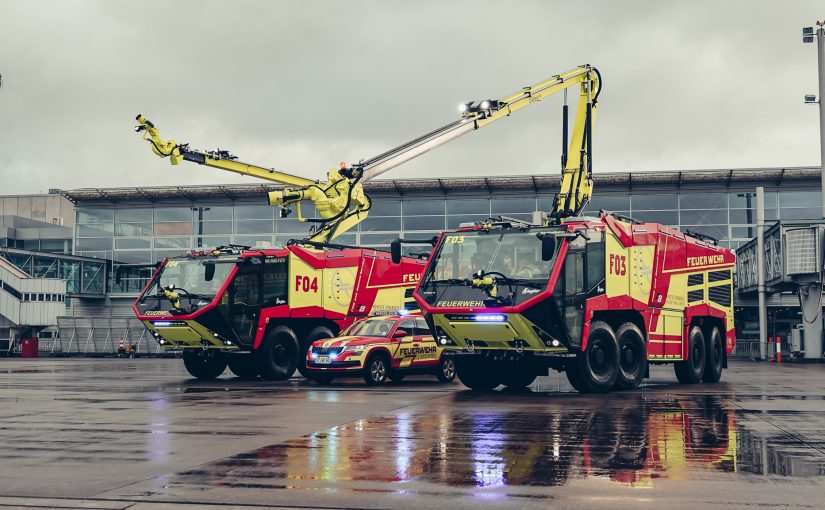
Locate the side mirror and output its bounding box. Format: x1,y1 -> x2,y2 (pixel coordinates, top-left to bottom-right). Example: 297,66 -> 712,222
203,261 -> 216,282
391,239 -> 402,264
393,329 -> 407,338
541,235 -> 556,261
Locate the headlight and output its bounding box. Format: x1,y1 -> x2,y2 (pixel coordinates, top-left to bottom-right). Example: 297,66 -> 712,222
342,345 -> 367,354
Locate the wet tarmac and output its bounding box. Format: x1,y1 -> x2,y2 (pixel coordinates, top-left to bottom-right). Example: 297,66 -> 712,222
0,358 -> 823,509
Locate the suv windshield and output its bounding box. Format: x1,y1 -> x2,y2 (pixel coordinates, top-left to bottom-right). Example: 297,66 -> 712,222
141,258 -> 234,301
426,230 -> 557,283
345,319 -> 396,337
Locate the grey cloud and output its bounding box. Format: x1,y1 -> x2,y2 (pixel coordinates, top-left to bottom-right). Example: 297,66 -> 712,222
0,0 -> 822,194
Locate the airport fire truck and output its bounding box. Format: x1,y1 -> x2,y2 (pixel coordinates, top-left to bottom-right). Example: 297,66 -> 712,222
402,66 -> 736,392
132,66 -> 591,379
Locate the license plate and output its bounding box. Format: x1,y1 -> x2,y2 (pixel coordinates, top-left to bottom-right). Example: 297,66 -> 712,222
316,356 -> 331,364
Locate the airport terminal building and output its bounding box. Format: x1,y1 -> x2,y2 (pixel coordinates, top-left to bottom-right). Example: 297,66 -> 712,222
2,166 -> 823,353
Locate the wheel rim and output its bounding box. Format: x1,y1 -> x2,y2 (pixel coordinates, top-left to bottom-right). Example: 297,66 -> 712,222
713,337 -> 723,369
442,358 -> 455,379
371,360 -> 386,382
691,339 -> 705,372
589,336 -> 614,376
620,340 -> 637,373
271,337 -> 293,366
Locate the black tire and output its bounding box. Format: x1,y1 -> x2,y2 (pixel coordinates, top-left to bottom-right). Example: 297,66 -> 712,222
675,325 -> 706,384
311,373 -> 335,385
615,323 -> 647,390
182,350 -> 227,380
455,358 -> 501,391
500,363 -> 537,389
436,356 -> 456,383
256,325 -> 299,381
703,326 -> 724,383
363,353 -> 389,385
569,321 -> 619,393
388,371 -> 406,383
299,326 -> 336,378
227,355 -> 260,379
565,363 -> 590,393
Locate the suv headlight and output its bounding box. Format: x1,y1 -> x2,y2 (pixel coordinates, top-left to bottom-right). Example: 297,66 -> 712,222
342,345 -> 367,354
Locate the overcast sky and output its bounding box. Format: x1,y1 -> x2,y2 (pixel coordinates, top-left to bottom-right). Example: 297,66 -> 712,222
0,0 -> 823,194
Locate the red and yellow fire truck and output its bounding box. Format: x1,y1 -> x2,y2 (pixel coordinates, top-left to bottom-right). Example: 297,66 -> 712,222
399,65 -> 735,392
135,245 -> 426,380
132,67 -> 591,380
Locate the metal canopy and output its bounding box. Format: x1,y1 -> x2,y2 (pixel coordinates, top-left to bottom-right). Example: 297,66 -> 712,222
59,166 -> 821,204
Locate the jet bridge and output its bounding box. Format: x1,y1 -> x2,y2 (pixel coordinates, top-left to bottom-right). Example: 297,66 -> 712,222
737,219 -> 825,360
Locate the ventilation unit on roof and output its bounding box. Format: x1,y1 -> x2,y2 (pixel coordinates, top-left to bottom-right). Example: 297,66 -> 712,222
785,227 -> 820,275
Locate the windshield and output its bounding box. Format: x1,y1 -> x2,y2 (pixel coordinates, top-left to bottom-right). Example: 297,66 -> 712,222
427,230 -> 557,282
142,258 -> 234,300
344,318 -> 396,337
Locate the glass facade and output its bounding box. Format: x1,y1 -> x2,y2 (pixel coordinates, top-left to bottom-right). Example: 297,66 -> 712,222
74,187 -> 822,295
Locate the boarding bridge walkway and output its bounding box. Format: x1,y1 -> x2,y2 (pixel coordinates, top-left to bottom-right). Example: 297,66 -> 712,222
0,256 -> 67,331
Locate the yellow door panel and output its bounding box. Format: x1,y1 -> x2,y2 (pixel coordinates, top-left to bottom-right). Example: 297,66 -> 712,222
605,233 -> 629,299
289,254 -> 323,311
630,245 -> 654,304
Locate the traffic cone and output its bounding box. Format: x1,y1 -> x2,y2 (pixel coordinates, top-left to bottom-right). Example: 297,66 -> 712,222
776,339 -> 782,364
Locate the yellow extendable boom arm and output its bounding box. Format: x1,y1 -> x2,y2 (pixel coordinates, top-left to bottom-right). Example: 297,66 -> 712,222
134,64 -> 599,244
134,115 -> 369,243
350,65 -> 600,220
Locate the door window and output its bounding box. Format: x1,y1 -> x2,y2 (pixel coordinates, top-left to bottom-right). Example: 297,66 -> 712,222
396,320 -> 417,338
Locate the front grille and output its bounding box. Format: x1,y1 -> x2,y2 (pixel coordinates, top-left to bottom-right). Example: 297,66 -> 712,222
688,273 -> 704,286
311,346 -> 344,357
687,289 -> 704,303
708,284 -> 731,307
708,269 -> 731,282
307,360 -> 360,368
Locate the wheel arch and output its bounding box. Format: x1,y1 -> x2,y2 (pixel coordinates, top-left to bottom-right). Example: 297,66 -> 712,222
695,315 -> 727,368
590,310 -> 647,341
258,319 -> 340,351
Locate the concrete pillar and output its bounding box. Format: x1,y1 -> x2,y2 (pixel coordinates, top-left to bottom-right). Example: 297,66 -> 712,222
756,187 -> 768,360
798,278 -> 824,359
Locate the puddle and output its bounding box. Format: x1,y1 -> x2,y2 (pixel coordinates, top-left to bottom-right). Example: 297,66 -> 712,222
166,393 -> 825,491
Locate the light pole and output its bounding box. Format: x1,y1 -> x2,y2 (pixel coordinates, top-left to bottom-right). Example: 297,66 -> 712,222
803,22 -> 825,217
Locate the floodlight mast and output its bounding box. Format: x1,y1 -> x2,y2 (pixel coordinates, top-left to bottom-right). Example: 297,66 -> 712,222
803,21 -> 825,217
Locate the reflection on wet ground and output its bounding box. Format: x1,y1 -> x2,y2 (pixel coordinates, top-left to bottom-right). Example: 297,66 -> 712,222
0,358 -> 824,509
168,392 -> 823,496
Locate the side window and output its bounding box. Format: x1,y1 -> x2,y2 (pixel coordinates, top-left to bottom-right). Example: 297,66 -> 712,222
231,265 -> 261,306
397,320 -> 417,337
262,259 -> 288,305
564,252 -> 584,298
586,232 -> 605,291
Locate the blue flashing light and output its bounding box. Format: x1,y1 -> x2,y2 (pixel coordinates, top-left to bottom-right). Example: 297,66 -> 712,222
472,314 -> 506,322
397,309 -> 410,316
152,321 -> 172,327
